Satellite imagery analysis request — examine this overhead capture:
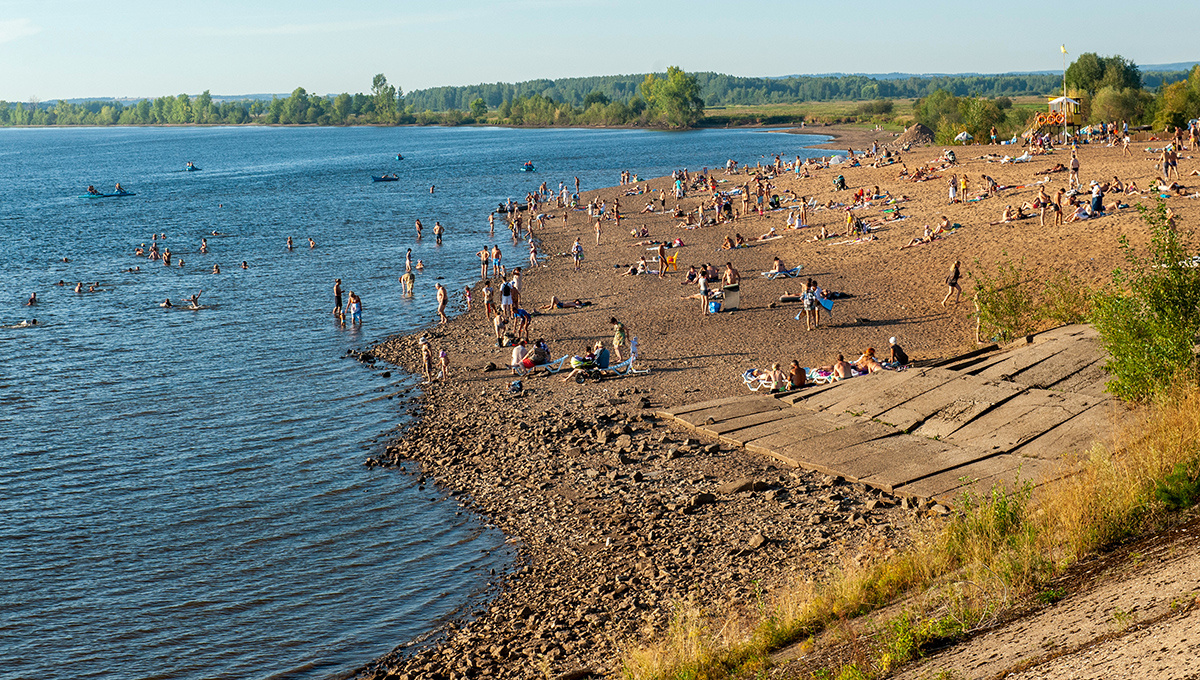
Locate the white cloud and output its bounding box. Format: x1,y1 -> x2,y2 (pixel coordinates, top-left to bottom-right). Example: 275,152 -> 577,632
0,18 -> 40,44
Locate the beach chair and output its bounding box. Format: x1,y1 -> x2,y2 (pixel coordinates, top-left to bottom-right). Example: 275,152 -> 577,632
600,338 -> 649,377
665,253 -> 678,272
761,266 -> 803,280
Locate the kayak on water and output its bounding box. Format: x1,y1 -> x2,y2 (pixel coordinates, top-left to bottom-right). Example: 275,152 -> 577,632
185,161 -> 201,171
372,175 -> 400,182
396,153 -> 404,160
80,192 -> 137,199
521,162 -> 535,172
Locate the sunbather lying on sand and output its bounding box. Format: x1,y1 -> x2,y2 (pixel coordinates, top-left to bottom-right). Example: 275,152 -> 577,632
1035,163 -> 1067,174
538,296 -> 590,311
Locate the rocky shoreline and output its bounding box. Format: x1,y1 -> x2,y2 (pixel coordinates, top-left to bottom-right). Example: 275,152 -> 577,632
348,337 -> 918,680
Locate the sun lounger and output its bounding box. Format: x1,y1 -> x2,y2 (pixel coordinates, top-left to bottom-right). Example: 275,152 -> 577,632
513,354 -> 569,376
761,266 -> 803,280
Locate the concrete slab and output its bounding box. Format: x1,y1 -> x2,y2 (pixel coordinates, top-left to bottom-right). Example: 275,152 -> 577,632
1010,402 -> 1121,460
776,419 -> 895,460
821,368 -> 961,420
674,396 -> 783,427
699,409 -> 798,438
894,454 -> 1027,501
715,413 -> 808,447
663,395 -> 762,417
946,389 -> 1101,454
1045,356 -> 1110,396
1015,339 -> 1106,389
910,380 -> 1029,439
905,455 -> 1065,505
859,442 -> 998,494
797,374 -> 894,413
973,341 -> 1067,382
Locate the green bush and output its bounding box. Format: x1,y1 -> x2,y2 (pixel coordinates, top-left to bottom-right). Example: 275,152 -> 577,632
1091,199 -> 1200,402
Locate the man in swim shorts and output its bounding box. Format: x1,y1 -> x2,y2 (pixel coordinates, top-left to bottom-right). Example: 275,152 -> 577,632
333,278 -> 342,316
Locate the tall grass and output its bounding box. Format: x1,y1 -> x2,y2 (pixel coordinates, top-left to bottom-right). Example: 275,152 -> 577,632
622,385 -> 1200,679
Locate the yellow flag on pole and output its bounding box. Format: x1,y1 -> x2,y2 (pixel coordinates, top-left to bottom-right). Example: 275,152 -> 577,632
1061,45 -> 1067,54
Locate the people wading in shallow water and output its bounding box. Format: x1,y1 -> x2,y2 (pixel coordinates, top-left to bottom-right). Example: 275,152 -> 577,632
333,278 -> 343,316
287,236 -> 294,250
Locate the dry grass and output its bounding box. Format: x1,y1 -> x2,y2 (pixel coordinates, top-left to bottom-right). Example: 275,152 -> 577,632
621,383 -> 1200,679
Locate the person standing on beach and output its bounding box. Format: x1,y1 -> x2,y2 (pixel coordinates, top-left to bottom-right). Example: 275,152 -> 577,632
438,348 -> 449,382
418,337 -> 433,383
509,268 -> 522,309
333,279 -> 343,316
463,285 -> 472,312
574,176 -> 580,195
610,317 -> 628,363
482,279 -> 495,320
1069,152 -> 1080,189
529,240 -> 538,267
433,221 -> 444,245
435,283 -> 448,325
594,216 -> 603,245
657,242 -> 667,279
571,238 -> 583,272
942,261 -> 962,307
477,248 -> 490,280
491,245 -> 503,278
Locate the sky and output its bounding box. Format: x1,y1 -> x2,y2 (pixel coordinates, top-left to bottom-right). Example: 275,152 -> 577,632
2,0 -> 1198,102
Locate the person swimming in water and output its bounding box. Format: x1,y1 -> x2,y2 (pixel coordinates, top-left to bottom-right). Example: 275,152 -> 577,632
161,298 -> 173,308
26,292 -> 37,306
187,290 -> 203,309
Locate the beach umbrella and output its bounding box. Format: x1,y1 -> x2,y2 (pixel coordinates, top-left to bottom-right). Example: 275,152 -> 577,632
954,131 -> 973,142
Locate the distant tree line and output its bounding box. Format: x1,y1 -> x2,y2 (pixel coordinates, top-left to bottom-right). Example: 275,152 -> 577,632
1,63 -> 1195,130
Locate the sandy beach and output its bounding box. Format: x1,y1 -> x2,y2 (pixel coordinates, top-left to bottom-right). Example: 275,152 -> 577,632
357,136 -> 1196,679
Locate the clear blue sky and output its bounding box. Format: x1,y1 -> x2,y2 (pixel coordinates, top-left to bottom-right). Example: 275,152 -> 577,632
2,0 -> 1197,102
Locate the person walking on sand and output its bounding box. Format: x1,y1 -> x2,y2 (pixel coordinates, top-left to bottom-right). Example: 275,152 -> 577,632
435,283 -> 448,325
333,278 -> 343,316
463,285 -> 472,312
942,260 -> 962,307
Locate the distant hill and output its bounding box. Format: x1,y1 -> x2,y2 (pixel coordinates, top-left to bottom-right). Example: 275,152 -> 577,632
1142,62 -> 1199,72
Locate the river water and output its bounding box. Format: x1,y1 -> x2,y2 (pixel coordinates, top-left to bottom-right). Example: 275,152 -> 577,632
0,125 -> 829,680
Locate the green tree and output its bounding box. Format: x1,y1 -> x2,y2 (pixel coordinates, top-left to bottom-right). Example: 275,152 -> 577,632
169,94 -> 192,124
469,98 -> 487,120
331,93 -> 352,123
583,90 -> 611,107
1091,200 -> 1200,401
640,66 -> 704,128
371,73 -> 398,123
